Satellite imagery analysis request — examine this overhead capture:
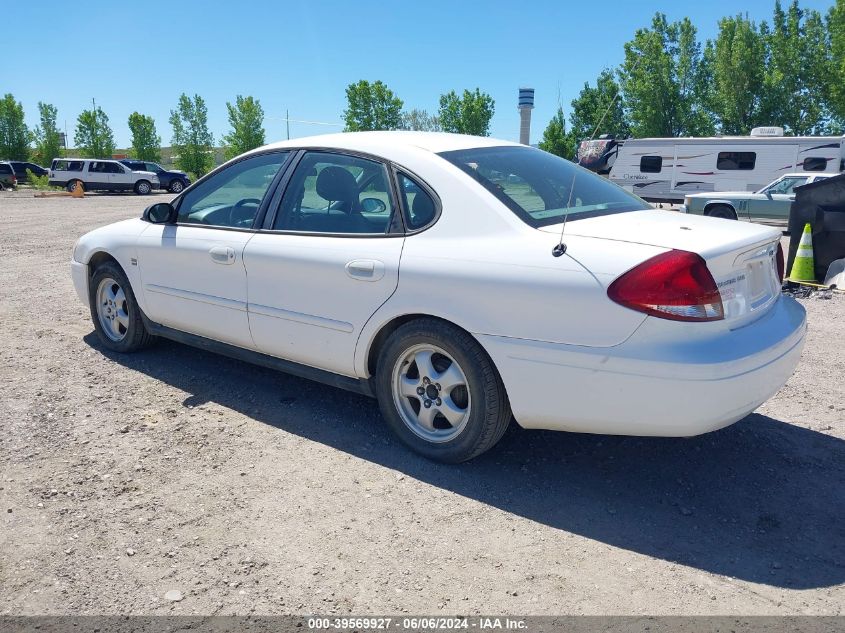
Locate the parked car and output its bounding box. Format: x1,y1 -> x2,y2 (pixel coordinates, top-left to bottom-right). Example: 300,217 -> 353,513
71,132 -> 806,462
0,162 -> 17,190
7,161 -> 48,182
120,159 -> 191,194
682,173 -> 834,222
49,158 -> 159,194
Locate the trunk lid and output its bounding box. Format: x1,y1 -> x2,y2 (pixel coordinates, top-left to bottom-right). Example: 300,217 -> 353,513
540,209 -> 784,326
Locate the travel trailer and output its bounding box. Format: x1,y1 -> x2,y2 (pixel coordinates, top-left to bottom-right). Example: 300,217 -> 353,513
577,127 -> 845,203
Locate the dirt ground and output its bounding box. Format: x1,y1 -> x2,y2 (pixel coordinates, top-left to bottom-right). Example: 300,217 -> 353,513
0,193 -> 843,616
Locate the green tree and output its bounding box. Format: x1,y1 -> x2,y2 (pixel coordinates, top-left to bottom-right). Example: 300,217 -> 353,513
169,93 -> 214,177
538,107 -> 575,159
569,69 -> 630,143
31,102 -> 63,165
74,105 -> 115,158
710,14 -> 766,134
619,13 -> 715,137
0,94 -> 30,160
343,80 -> 403,131
128,112 -> 161,162
828,0 -> 845,125
760,1 -> 829,134
438,88 -> 495,136
222,95 -> 266,160
398,108 -> 441,131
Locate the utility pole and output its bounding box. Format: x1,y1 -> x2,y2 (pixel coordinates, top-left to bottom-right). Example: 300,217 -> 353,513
286,109 -> 290,140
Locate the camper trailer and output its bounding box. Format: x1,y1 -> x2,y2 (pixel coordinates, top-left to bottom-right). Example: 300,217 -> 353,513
578,127 -> 845,203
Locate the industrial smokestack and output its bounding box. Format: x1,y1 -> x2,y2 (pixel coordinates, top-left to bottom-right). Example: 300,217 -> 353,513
518,87 -> 534,145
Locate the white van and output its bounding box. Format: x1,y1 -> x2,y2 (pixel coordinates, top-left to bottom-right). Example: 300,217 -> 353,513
579,127 -> 845,203
49,158 -> 159,194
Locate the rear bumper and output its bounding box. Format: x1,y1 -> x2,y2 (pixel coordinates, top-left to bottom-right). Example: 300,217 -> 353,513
71,260 -> 88,304
478,296 -> 807,437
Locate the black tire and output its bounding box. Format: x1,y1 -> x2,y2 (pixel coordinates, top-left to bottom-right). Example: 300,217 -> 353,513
134,180 -> 152,195
169,179 -> 185,194
375,318 -> 511,463
67,179 -> 83,193
706,204 -> 737,220
89,261 -> 154,353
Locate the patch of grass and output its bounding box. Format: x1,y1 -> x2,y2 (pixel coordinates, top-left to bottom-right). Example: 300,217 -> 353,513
26,169 -> 62,191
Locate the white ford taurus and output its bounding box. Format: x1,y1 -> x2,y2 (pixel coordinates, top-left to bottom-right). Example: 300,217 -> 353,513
71,132 -> 807,462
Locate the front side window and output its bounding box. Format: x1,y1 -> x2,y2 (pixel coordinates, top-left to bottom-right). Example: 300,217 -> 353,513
397,173 -> 438,230
764,177 -> 807,195
104,162 -> 123,174
640,155 -> 663,173
802,156 -> 828,171
717,151 -> 756,170
177,151 -> 290,228
273,152 -> 396,234
438,145 -> 648,227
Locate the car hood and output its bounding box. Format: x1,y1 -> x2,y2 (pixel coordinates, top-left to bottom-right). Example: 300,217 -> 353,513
687,191 -> 758,199
537,208 -> 780,259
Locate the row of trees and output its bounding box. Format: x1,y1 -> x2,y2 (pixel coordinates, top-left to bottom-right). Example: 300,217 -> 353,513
540,0 -> 845,159
342,80 -> 496,136
0,92 -> 265,178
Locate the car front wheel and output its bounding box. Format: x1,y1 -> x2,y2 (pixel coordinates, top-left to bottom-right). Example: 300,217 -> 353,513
169,179 -> 185,194
375,318 -> 511,463
134,180 -> 152,195
706,204 -> 737,220
89,262 -> 154,352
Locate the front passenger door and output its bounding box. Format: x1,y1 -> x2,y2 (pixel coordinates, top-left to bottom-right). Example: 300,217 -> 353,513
136,151 -> 291,349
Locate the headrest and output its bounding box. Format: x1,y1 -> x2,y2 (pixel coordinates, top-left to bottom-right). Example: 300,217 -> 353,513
316,166 -> 357,202
412,192 -> 436,226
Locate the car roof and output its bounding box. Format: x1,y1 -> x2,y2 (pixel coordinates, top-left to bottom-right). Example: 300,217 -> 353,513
254,131 -> 521,156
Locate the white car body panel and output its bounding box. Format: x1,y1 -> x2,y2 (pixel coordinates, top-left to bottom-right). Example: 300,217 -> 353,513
70,131 -> 807,439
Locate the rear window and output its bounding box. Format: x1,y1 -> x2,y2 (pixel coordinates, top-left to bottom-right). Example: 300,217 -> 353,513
0,164 -> 12,174
438,145 -> 648,227
717,151 -> 756,170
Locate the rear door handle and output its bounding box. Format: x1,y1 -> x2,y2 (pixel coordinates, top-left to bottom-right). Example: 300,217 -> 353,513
209,246 -> 235,265
345,259 -> 384,281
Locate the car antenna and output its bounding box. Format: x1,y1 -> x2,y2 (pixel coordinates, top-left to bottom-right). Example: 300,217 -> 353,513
553,56 -> 640,258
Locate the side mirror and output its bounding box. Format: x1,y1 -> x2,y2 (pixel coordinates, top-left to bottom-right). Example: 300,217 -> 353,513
361,197 -> 387,214
143,202 -> 176,224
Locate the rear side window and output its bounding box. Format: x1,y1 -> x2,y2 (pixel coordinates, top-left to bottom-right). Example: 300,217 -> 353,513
802,156 -> 828,171
397,173 -> 438,230
639,156 -> 663,173
717,152 -> 756,170
53,160 -> 84,171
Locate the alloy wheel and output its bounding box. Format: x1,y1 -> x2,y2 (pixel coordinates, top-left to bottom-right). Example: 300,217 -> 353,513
96,277 -> 129,342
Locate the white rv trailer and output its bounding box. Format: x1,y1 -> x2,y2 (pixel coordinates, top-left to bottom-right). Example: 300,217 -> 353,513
587,127 -> 845,203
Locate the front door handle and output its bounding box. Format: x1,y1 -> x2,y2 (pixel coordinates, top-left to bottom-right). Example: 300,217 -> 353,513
209,246 -> 235,265
345,259 -> 385,281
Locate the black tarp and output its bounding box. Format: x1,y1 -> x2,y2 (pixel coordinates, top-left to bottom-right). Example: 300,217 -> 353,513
786,173 -> 845,282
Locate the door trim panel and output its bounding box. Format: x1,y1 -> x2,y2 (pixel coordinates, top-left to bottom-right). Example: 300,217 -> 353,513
248,302 -> 354,333
144,284 -> 247,312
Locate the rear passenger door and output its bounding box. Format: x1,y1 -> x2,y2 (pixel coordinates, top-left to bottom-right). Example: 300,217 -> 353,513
243,151 -> 407,376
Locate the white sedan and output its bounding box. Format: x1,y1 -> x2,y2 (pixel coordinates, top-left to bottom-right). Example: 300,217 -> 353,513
71,132 -> 807,462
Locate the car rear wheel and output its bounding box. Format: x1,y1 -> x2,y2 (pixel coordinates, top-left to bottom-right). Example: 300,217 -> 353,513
134,180 -> 152,195
706,204 -> 737,220
67,180 -> 83,193
89,262 -> 154,353
169,179 -> 185,194
375,318 -> 511,463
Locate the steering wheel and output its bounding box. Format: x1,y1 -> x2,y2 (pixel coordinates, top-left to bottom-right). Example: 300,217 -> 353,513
228,198 -> 262,227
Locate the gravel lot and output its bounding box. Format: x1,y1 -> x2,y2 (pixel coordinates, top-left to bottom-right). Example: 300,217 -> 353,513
1,193 -> 843,616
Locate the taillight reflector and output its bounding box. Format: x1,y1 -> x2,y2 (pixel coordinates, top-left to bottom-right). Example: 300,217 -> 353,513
607,250 -> 724,322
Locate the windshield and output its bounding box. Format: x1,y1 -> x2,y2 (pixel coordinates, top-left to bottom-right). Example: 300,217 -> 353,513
761,176 -> 808,195
438,145 -> 648,227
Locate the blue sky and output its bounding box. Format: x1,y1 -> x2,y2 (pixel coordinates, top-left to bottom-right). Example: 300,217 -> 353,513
6,0 -> 836,149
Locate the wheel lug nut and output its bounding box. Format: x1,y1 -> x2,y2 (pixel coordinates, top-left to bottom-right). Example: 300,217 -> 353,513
423,400 -> 431,408
435,383 -> 441,391
422,377 -> 430,385
416,387 -> 424,396
436,398 -> 442,406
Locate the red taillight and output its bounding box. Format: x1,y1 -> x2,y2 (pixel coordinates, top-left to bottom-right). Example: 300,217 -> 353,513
776,242 -> 785,283
607,250 -> 724,322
